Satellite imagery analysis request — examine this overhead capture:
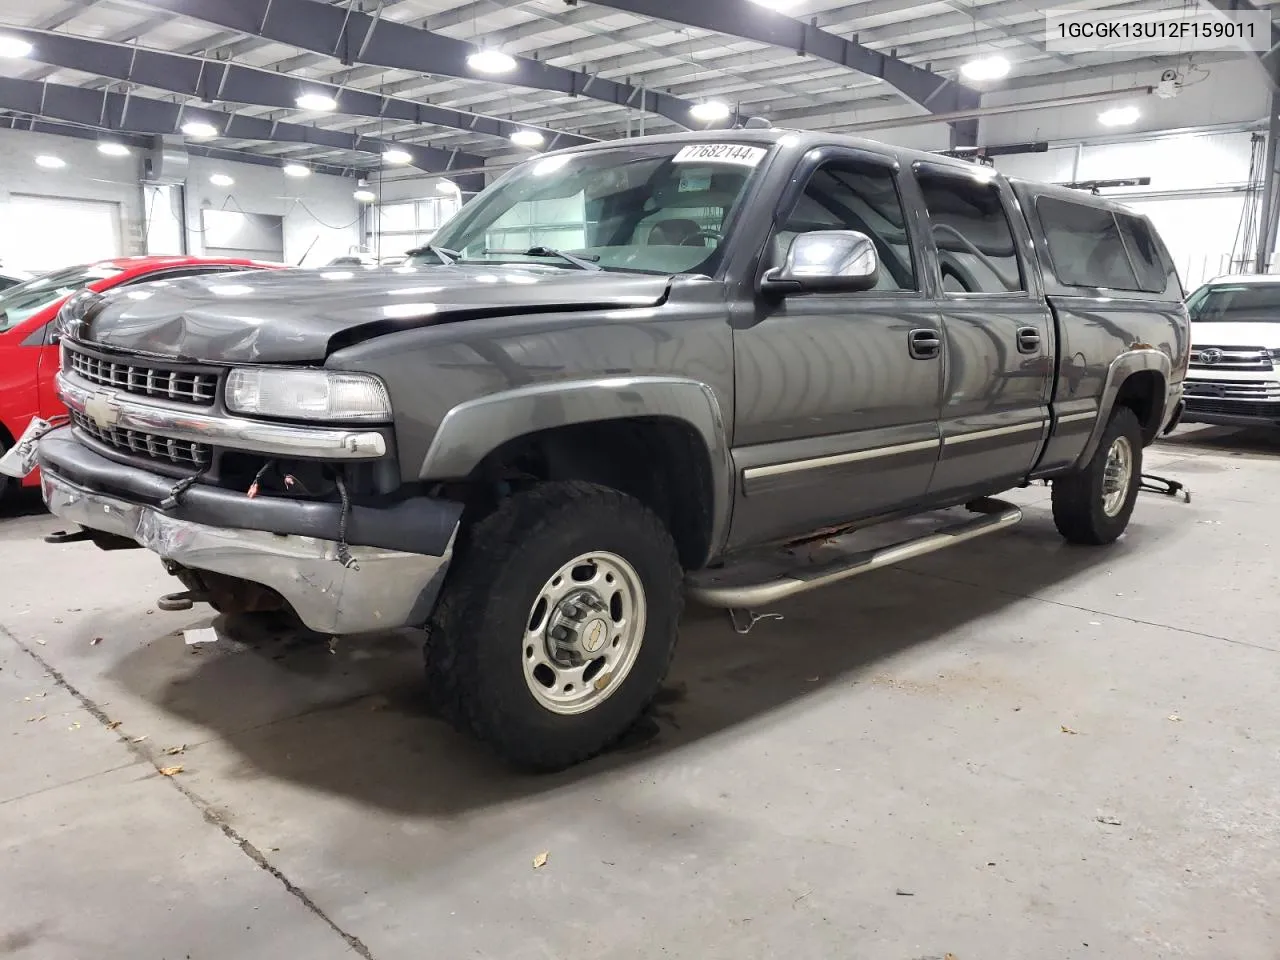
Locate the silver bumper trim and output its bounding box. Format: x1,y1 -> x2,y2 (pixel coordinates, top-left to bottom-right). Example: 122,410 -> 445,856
42,470 -> 452,635
56,372 -> 388,460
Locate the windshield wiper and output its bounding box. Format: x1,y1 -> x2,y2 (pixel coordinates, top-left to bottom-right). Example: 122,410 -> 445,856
481,246 -> 602,271
405,244 -> 459,265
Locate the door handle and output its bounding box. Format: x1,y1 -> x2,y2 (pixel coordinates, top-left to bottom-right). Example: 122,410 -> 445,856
1016,326 -> 1042,354
908,328 -> 941,360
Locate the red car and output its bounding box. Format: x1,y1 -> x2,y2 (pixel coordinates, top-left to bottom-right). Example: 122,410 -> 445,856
0,256 -> 282,498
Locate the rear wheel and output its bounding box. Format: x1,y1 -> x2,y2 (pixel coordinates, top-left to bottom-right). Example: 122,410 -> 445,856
1052,406 -> 1143,545
424,481 -> 682,771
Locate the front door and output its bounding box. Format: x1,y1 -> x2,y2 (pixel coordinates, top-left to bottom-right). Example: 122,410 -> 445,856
911,164 -> 1054,502
728,148 -> 944,550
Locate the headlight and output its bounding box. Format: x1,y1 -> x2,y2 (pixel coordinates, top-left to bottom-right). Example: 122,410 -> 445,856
225,368 -> 392,423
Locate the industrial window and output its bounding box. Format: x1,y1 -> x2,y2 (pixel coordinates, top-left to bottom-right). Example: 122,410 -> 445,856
1037,196 -> 1157,292
367,196 -> 461,259
916,172 -> 1024,294
778,160 -> 917,291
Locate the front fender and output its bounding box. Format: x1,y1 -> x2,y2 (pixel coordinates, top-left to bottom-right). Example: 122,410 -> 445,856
419,375 -> 734,560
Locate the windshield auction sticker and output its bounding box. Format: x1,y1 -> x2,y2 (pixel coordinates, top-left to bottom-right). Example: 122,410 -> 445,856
673,144 -> 767,166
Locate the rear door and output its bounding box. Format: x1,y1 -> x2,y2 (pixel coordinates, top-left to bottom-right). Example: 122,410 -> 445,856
911,163 -> 1054,501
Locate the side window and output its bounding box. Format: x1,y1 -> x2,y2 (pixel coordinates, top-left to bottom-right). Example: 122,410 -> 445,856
1036,196 -> 1140,290
1116,212 -> 1174,294
777,160 -> 917,292
916,172 -> 1024,294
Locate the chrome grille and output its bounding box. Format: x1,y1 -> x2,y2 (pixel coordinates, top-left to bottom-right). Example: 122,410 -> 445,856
65,346 -> 218,405
1184,379 -> 1280,401
1189,346 -> 1275,372
71,411 -> 211,467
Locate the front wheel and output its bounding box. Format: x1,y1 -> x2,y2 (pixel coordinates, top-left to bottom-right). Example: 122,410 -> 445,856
424,481 -> 682,771
1052,406 -> 1143,545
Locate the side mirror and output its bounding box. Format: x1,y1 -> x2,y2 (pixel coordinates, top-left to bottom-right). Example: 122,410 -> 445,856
759,229 -> 880,296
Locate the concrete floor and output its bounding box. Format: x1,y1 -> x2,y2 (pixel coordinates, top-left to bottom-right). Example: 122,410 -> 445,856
2,424 -> 1279,959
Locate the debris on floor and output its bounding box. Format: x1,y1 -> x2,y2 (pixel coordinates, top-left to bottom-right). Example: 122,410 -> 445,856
183,627 -> 219,646
1168,713 -> 1183,722
163,745 -> 186,756
89,636 -> 102,646
532,851 -> 549,869
1095,816 -> 1123,826
1060,725 -> 1079,735
158,765 -> 184,777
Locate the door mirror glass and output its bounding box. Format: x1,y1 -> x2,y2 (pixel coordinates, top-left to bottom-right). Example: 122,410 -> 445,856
761,230 -> 880,295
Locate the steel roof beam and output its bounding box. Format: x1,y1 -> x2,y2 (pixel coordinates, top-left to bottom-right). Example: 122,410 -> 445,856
0,114 -> 360,177
4,28 -> 590,152
583,0 -> 980,142
130,0 -> 699,128
0,76 -> 473,173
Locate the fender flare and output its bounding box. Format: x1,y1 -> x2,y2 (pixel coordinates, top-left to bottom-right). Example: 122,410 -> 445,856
1077,348 -> 1172,468
419,376 -> 734,563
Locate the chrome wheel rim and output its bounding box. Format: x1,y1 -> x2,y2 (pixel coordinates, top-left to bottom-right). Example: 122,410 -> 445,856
1101,435 -> 1134,517
522,551 -> 647,716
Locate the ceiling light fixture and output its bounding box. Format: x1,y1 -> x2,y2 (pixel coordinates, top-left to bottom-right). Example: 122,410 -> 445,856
282,163 -> 311,178
689,100 -> 731,123
382,148 -> 412,164
0,35 -> 33,58
97,142 -> 130,157
209,173 -> 234,187
181,120 -> 218,138
747,0 -> 801,8
509,129 -> 545,148
1098,105 -> 1140,127
35,155 -> 65,169
467,48 -> 517,74
353,189 -> 378,203
960,55 -> 1011,82
435,179 -> 460,194
295,92 -> 337,112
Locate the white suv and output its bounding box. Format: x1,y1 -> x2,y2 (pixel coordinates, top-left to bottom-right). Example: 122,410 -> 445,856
1183,275 -> 1280,428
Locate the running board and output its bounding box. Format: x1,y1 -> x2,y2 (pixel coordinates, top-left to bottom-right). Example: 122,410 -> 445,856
687,498 -> 1023,609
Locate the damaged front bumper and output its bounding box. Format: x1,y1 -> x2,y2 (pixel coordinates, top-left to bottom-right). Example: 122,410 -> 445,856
38,429 -> 461,635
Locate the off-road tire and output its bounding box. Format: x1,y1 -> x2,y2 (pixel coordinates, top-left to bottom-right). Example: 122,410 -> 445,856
1052,406 -> 1143,545
424,481 -> 683,771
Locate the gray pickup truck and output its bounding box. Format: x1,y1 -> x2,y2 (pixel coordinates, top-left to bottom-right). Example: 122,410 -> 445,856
24,129 -> 1188,769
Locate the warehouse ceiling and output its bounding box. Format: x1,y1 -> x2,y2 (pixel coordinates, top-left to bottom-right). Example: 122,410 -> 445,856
0,0 -> 1276,176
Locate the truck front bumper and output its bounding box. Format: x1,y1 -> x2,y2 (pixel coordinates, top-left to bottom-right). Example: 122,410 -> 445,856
38,429 -> 461,635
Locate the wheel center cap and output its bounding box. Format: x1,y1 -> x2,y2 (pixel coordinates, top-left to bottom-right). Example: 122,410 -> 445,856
581,617 -> 608,653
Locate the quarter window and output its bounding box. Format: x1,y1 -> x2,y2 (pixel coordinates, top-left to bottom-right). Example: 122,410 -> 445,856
1116,212 -> 1173,294
916,172 -> 1024,294
777,160 -> 917,291
1036,196 -> 1143,290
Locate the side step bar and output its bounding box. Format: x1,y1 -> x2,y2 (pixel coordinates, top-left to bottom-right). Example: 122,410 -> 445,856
687,498 -> 1023,609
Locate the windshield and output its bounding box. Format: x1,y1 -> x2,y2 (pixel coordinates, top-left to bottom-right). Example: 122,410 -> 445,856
1186,282 -> 1280,323
0,263 -> 122,332
420,142 -> 770,275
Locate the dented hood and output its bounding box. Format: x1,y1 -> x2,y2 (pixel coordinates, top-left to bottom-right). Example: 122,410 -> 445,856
77,264 -> 673,363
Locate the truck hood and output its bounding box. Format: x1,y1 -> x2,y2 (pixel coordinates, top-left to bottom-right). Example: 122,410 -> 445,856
77,264 -> 673,363
1190,321 -> 1280,350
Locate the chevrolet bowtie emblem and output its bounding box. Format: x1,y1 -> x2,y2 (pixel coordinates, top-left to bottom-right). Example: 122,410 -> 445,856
83,393 -> 121,429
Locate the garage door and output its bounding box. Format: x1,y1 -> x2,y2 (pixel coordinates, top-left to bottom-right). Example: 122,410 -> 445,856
3,194 -> 123,273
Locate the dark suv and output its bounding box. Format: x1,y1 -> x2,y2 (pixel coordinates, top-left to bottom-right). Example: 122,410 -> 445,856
18,129 -> 1188,769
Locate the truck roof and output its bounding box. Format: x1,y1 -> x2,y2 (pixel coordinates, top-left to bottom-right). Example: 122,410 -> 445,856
550,126 -> 986,177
